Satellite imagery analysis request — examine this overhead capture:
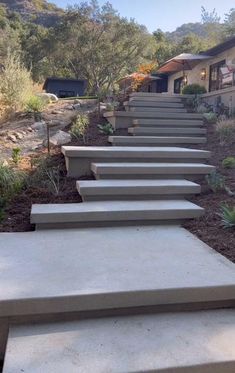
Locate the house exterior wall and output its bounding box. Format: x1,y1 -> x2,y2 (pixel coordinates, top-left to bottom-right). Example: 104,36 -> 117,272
168,46 -> 235,94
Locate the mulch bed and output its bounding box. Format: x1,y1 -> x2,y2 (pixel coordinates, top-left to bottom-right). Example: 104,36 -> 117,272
0,116 -> 235,263
183,122 -> 235,262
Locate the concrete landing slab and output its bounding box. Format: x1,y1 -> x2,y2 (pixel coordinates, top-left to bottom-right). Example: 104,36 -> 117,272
4,309 -> 235,373
0,226 -> 235,318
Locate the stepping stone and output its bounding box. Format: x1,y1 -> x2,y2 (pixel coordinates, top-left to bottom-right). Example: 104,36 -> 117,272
133,118 -> 204,127
129,127 -> 207,136
0,226 -> 235,319
62,146 -> 211,178
109,135 -> 206,146
77,179 -> 201,201
91,162 -> 215,180
4,309 -> 235,373
31,199 -> 204,230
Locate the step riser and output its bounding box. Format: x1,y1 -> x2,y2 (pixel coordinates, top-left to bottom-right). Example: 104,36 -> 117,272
129,128 -> 207,136
81,194 -> 195,201
95,174 -> 208,181
127,101 -> 185,108
128,107 -> 187,113
109,138 -> 207,146
133,119 -> 204,127
130,93 -> 183,101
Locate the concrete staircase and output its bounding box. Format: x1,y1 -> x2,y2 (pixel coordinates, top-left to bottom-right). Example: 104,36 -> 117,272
2,92 -> 235,372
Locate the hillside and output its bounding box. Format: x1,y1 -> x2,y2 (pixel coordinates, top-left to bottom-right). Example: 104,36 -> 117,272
0,0 -> 63,26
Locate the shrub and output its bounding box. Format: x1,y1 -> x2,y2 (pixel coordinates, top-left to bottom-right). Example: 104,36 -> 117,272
203,112 -> 217,123
216,119 -> 235,145
206,171 -> 225,193
97,123 -> 113,135
28,157 -> 62,196
219,204 -> 235,228
11,147 -> 22,165
70,114 -> 89,143
222,157 -> 235,169
0,163 -> 26,201
0,51 -> 34,111
182,84 -> 207,95
26,96 -> 45,114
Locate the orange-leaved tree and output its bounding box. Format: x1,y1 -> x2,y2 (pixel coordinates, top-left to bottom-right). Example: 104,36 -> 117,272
131,61 -> 158,91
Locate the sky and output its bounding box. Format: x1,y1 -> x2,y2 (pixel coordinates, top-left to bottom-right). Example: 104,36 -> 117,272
51,0 -> 234,32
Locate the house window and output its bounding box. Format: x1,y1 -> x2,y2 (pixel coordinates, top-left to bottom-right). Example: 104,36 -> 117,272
209,60 -> 226,92
174,77 -> 183,94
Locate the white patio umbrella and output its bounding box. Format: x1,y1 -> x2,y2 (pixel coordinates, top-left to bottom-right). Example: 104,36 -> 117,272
157,53 -> 212,74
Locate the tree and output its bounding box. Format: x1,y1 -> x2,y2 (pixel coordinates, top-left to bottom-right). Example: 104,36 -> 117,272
224,8 -> 235,37
46,1 -> 156,93
201,6 -> 220,24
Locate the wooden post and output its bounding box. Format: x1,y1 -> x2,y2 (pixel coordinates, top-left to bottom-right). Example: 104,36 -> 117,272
47,123 -> 50,155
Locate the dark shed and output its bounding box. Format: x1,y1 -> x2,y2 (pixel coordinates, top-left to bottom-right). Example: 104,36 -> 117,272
43,78 -> 87,98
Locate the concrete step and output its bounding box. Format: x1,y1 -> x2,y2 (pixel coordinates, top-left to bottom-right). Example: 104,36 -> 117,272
130,92 -> 183,102
109,135 -> 206,146
77,179 -> 201,201
133,118 -> 204,127
128,106 -> 187,113
104,111 -> 203,129
31,200 -> 204,230
1,225 -> 235,319
4,309 -> 235,373
62,146 -> 211,178
129,127 -> 207,136
126,100 -> 185,108
91,162 -> 215,180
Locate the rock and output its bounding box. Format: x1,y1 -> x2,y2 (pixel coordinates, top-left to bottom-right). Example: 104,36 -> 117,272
31,144 -> 43,151
51,110 -> 64,115
7,134 -> 17,143
27,127 -> 33,132
14,132 -> 24,140
49,130 -> 71,146
73,103 -> 81,110
36,93 -> 59,103
64,104 -> 74,110
31,121 -> 46,131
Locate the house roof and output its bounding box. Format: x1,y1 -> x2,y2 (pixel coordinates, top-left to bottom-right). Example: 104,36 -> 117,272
201,35 -> 235,56
43,77 -> 87,89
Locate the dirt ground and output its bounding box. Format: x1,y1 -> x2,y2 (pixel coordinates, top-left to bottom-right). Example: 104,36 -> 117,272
0,113 -> 235,263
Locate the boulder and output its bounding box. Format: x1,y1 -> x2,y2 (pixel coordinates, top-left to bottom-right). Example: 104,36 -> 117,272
36,93 -> 59,103
49,130 -> 71,146
31,121 -> 46,131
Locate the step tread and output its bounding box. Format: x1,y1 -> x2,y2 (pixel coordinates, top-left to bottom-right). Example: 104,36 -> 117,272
0,226 -> 235,318
31,199 -> 204,223
62,146 -> 211,158
4,309 -> 235,373
133,119 -> 204,126
92,162 -> 215,174
77,179 -> 200,189
104,111 -> 203,118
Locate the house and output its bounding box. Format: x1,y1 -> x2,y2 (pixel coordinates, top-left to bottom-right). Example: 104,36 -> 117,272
156,36 -> 235,113
43,78 -> 87,98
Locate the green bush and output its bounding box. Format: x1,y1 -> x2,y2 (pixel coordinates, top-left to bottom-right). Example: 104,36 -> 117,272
12,147 -> 22,165
70,114 -> 89,143
182,84 -> 207,95
203,112 -> 217,123
0,51 -> 34,111
26,96 -> 45,113
206,171 -> 225,193
0,163 -> 26,201
216,119 -> 235,145
219,204 -> 235,228
222,157 -> 235,169
97,123 -> 113,135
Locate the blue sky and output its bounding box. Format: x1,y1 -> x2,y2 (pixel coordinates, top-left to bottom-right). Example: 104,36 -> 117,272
51,0 -> 233,32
